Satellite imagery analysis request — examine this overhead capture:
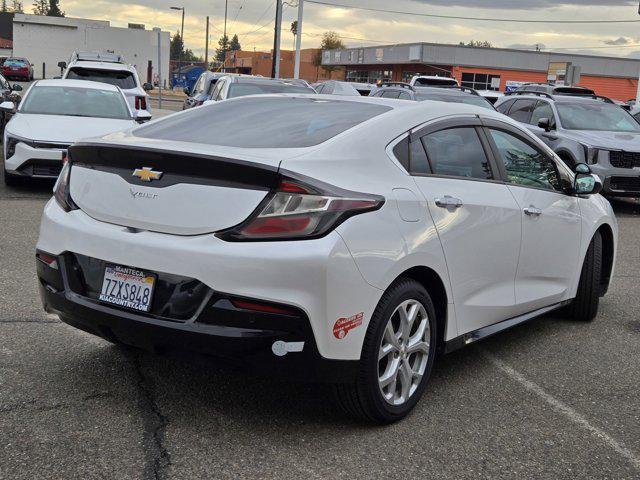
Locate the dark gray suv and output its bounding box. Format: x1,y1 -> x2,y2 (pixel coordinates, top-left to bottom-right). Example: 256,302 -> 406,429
369,82 -> 495,110
495,91 -> 640,197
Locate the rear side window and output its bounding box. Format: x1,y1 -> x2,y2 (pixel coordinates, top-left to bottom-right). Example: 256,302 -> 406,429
381,91 -> 401,99
392,137 -> 409,170
507,99 -> 536,123
422,127 -> 492,179
495,98 -> 515,114
227,82 -> 314,98
67,68 -> 137,89
135,97 -> 392,148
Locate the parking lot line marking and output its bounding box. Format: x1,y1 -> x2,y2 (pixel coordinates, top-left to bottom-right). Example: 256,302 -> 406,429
483,351 -> 640,471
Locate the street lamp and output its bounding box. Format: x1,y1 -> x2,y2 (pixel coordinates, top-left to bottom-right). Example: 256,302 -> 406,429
170,6 -> 185,85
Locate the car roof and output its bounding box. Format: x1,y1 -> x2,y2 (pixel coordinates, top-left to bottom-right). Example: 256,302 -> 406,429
32,79 -> 122,92
68,60 -> 136,73
228,76 -> 308,85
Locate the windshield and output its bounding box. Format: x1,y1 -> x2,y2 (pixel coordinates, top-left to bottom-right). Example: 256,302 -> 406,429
414,78 -> 457,86
4,59 -> 26,67
415,93 -> 495,110
135,97 -> 391,148
20,86 -> 131,119
557,102 -> 640,132
227,82 -> 315,98
66,68 -> 137,89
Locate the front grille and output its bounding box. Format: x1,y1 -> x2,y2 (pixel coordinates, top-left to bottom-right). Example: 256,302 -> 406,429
32,164 -> 62,177
33,142 -> 71,150
608,176 -> 640,192
609,151 -> 640,169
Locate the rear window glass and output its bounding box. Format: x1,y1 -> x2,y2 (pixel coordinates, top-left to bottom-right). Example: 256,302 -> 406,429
66,68 -> 137,89
227,82 -> 315,98
4,59 -> 26,67
135,97 -> 392,148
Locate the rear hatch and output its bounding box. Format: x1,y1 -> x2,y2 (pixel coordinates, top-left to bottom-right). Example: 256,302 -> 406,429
68,142 -> 282,236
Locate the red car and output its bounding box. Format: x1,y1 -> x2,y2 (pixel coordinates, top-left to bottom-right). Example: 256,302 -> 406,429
2,57 -> 34,81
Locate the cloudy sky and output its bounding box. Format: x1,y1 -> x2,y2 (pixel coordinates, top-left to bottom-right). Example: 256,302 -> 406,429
58,0 -> 640,58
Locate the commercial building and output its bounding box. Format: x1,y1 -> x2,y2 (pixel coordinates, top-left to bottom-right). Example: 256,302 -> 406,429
222,48 -> 343,82
321,42 -> 640,101
3,13 -> 170,86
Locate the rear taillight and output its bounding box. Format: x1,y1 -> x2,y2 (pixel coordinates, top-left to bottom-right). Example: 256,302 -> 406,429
135,96 -> 147,110
53,161 -> 77,212
217,176 -> 384,241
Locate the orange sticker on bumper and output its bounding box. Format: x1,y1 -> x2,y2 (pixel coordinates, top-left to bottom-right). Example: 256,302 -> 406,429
333,312 -> 364,339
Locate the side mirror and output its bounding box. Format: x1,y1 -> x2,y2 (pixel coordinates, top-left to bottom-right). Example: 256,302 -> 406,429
57,61 -> 67,70
573,164 -> 602,195
134,110 -> 152,123
0,100 -> 15,113
183,87 -> 190,95
142,82 -> 153,91
11,84 -> 22,92
537,117 -> 552,132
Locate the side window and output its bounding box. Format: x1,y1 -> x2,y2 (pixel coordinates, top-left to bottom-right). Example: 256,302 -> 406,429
382,90 -> 401,99
634,112 -> 640,124
373,90 -> 384,97
398,91 -> 412,100
410,137 -> 430,175
530,101 -> 554,126
488,129 -> 561,191
210,79 -> 223,100
495,98 -> 515,114
507,99 -> 536,123
392,137 -> 410,170
421,127 -> 493,180
215,80 -> 227,100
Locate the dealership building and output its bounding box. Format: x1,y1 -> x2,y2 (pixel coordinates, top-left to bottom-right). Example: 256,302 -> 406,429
321,42 -> 640,101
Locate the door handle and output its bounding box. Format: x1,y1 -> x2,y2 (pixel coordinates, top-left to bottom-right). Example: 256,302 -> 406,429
435,195 -> 463,209
523,206 -> 542,216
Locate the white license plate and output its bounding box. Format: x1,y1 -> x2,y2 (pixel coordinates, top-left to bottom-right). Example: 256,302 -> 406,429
99,265 -> 156,312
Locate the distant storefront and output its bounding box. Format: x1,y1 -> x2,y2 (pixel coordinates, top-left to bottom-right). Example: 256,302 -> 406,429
322,42 -> 640,101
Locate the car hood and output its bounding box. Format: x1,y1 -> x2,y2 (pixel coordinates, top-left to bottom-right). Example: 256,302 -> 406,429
6,114 -> 136,143
560,129 -> 640,151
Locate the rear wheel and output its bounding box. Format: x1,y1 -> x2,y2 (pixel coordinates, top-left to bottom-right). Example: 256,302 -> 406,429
334,278 -> 437,423
566,231 -> 602,321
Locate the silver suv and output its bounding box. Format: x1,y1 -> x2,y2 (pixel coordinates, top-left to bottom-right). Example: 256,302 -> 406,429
495,91 -> 640,197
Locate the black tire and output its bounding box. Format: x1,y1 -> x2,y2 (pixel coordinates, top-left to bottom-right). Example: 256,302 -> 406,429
334,278 -> 438,424
566,231 -> 602,321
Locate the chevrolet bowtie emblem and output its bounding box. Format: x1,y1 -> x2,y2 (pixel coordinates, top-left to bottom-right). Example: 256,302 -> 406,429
132,167 -> 163,182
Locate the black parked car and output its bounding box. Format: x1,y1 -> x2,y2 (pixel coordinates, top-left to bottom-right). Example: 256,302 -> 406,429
0,72 -> 23,135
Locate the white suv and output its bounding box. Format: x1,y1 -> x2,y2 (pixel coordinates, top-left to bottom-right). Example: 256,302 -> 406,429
36,95 -> 617,423
62,51 -> 151,113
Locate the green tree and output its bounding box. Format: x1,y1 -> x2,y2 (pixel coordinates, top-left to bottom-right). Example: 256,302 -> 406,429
313,31 -> 345,73
215,34 -> 229,62
32,0 -> 47,14
47,0 -> 63,16
1,1 -> 8,12
170,31 -> 184,61
290,20 -> 297,36
229,34 -> 241,52
12,0 -> 24,13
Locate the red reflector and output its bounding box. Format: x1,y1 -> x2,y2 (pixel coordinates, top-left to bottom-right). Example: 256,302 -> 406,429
241,216 -> 311,235
36,252 -> 58,269
231,299 -> 297,315
279,180 -> 311,194
61,151 -> 68,163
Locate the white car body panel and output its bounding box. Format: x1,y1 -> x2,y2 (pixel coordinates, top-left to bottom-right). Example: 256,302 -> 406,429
36,95 -> 618,362
3,80 -> 137,176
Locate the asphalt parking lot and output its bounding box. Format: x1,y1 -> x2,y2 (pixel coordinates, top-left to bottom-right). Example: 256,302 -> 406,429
1,172 -> 639,479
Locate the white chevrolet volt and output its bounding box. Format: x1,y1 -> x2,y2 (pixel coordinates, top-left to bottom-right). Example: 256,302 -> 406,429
36,95 -> 617,423
2,79 -> 150,186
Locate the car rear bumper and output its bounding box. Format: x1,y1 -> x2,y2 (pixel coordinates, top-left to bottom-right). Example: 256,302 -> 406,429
38,259 -> 358,383
37,199 -> 383,363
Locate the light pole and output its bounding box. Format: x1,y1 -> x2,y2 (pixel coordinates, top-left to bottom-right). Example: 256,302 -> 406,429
171,6 -> 185,85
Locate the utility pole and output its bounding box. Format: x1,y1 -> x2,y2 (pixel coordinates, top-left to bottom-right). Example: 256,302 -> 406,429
170,7 -> 185,81
637,2 -> 640,103
293,0 -> 303,79
156,27 -> 163,109
271,0 -> 283,78
205,16 -> 209,69
222,0 -> 228,72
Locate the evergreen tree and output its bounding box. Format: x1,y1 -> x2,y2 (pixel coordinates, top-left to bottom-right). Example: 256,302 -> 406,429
1,1 -> 8,13
170,31 -> 184,61
12,1 -> 24,13
215,34 -> 229,62
229,34 -> 241,52
47,0 -> 64,16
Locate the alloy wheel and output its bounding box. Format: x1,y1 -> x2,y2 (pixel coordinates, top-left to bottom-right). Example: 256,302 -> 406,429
377,299 -> 431,406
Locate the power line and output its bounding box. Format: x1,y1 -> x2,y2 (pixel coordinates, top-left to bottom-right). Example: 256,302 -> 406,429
305,0 -> 640,24
239,0 -> 275,36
